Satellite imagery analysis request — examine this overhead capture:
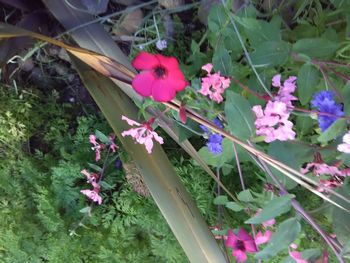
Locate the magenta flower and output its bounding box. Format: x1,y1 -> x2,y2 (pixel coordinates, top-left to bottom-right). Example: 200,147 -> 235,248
301,162 -> 345,177
121,115 -> 164,154
252,101 -> 295,143
255,230 -> 272,245
199,63 -> 231,103
226,228 -> 257,262
131,51 -> 187,102
108,134 -> 118,152
338,131 -> 350,154
89,134 -> 102,161
288,244 -> 307,263
81,182 -> 102,205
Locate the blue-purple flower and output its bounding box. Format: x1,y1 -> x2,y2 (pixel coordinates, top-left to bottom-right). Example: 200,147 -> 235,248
200,118 -> 224,155
311,91 -> 344,132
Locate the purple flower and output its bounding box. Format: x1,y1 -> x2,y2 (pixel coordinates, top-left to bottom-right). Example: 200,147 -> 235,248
311,91 -> 344,132
200,118 -> 224,155
207,134 -> 223,155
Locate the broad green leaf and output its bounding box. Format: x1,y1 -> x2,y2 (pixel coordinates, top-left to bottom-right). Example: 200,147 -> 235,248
342,82 -> 350,116
293,38 -> 339,58
95,130 -> 110,144
225,91 -> 255,140
207,4 -> 227,32
296,116 -> 314,136
87,163 -> 103,172
238,189 -> 254,202
332,184 -> 350,245
283,248 -> 321,263
198,138 -> 234,167
297,64 -> 320,105
244,17 -> 281,48
317,119 -> 346,143
267,142 -> 313,189
212,47 -> 233,76
213,195 -> 228,205
245,194 -> 294,224
256,218 -> 301,259
225,201 -> 244,212
251,41 -> 290,67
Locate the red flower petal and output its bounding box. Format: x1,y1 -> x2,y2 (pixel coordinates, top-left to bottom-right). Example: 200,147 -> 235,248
156,54 -> 179,71
132,51 -> 159,70
167,69 -> 187,91
132,71 -> 154,97
151,79 -> 176,102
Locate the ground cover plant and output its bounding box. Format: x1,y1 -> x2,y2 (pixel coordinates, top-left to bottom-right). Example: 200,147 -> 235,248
1,0 -> 350,262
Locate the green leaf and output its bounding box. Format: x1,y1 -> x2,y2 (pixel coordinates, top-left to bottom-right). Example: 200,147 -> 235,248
198,138 -> 234,167
213,195 -> 228,205
267,142 -> 313,189
245,194 -> 294,224
79,206 -> 92,214
256,218 -> 301,259
332,184 -> 350,245
225,91 -> 255,140
250,41 -> 290,67
95,129 -> 110,144
297,64 -> 320,105
243,18 -> 281,48
293,38 -> 339,58
237,189 -> 254,202
317,119 -> 346,143
296,116 -> 314,136
207,4 -> 227,32
212,47 -> 233,76
225,201 -> 244,212
87,163 -> 103,172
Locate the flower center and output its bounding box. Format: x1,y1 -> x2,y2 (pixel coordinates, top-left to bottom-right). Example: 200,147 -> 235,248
154,66 -> 167,79
236,240 -> 245,251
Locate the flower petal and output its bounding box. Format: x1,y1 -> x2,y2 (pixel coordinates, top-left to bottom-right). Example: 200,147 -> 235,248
232,249 -> 247,263
167,69 -> 187,91
152,79 -> 176,102
132,71 -> 154,97
122,115 -> 141,126
132,51 -> 159,70
237,228 -> 253,241
226,229 -> 237,248
156,54 -> 179,71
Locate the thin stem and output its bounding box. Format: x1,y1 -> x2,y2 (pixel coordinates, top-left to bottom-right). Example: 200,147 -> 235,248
222,1 -> 273,98
250,151 -> 345,263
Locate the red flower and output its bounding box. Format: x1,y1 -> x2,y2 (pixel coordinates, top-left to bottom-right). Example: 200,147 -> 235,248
131,51 -> 187,102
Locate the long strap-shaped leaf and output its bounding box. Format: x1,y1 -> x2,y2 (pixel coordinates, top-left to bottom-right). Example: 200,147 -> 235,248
70,56 -> 227,262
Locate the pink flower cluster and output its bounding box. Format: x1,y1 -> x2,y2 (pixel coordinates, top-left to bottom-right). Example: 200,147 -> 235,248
199,63 -> 231,103
252,75 -> 297,143
121,115 -> 164,154
80,169 -> 102,205
337,131 -> 350,153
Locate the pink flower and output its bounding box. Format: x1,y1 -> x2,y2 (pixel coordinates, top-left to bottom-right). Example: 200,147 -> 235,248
255,230 -> 272,245
89,134 -> 102,161
317,179 -> 343,192
300,162 -> 343,177
121,115 -> 164,154
252,101 -> 295,143
81,169 -> 99,183
131,51 -> 187,102
272,74 -> 298,108
288,245 -> 307,263
226,228 -> 257,262
337,131 -> 350,153
108,135 -> 118,152
81,182 -> 102,205
199,63 -> 231,103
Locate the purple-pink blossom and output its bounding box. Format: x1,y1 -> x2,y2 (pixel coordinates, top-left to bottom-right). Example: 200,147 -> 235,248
337,131 -> 350,154
89,134 -> 102,161
272,74 -> 298,108
252,101 -> 296,143
81,169 -> 99,183
199,63 -> 231,103
121,115 -> 164,154
81,182 -> 102,205
288,244 -> 308,263
255,230 -> 272,245
226,228 -> 257,262
300,162 -> 349,177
